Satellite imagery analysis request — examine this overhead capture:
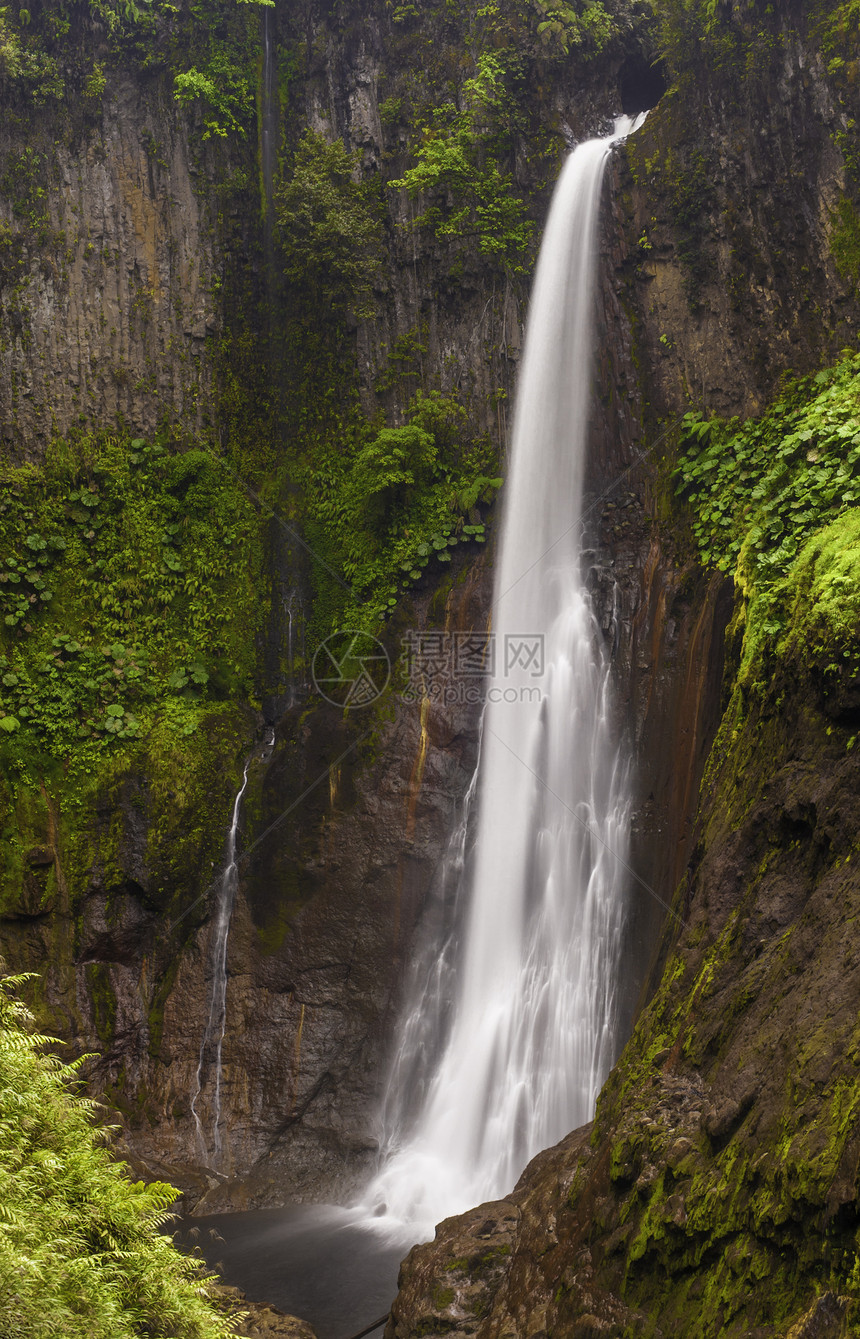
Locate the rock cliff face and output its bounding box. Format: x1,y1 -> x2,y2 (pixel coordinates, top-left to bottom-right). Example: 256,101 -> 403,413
0,76 -> 219,457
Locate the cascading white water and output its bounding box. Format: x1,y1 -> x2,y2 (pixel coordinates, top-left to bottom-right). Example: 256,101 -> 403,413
362,116 -> 642,1241
377,733 -> 482,1145
191,761 -> 251,1165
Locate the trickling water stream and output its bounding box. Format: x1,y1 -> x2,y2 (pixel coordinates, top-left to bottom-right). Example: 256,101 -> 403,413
260,5 -> 278,247
361,115 -> 643,1241
191,761 -> 251,1165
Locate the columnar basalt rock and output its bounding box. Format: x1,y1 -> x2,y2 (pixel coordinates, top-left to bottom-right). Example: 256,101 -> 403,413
0,76 -> 219,457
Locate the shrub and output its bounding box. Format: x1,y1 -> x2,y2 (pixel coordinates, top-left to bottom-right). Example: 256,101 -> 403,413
0,973 -> 238,1338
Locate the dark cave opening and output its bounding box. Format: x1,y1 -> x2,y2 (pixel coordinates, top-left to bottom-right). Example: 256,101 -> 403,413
619,54 -> 669,115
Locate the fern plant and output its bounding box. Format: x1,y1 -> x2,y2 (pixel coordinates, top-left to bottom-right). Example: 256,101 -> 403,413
0,973 -> 239,1338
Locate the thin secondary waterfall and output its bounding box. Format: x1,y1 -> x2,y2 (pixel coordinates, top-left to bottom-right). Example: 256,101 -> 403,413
363,116 -> 640,1240
261,6 -> 278,233
192,761 -> 251,1166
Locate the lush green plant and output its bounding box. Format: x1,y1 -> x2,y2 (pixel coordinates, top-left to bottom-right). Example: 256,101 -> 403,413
0,972 -> 238,1338
647,0 -> 754,74
0,11 -> 62,101
173,49 -> 256,140
88,0 -> 152,33
299,390 -> 499,632
674,352 -> 860,581
674,349 -> 860,681
533,0 -> 615,56
276,129 -> 383,319
391,52 -> 534,274
0,432 -> 260,780
0,0 -> 155,109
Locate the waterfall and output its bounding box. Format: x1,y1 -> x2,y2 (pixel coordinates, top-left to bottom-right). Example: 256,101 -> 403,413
377,732 -> 482,1145
362,116 -> 642,1240
191,761 -> 251,1166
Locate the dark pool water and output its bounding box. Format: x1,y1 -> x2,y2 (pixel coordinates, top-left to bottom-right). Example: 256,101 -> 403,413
175,1205 -> 410,1339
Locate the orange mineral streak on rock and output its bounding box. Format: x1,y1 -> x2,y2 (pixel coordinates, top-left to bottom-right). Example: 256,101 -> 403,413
404,695 -> 430,845
289,1000 -> 306,1118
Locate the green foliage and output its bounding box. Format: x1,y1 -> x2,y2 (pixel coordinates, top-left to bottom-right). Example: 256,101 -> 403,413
1,147 -> 50,233
815,0 -> 860,91
674,352 -> 860,583
276,130 -> 383,318
0,7 -> 63,103
674,349 -> 860,685
830,196 -> 860,281
82,59 -> 106,100
164,0 -> 272,143
533,0 -> 615,57
0,0 -> 159,109
88,0 -> 152,34
173,51 -> 254,140
0,973 -> 237,1338
391,52 -> 535,274
299,390 -> 499,632
0,432 -> 260,780
648,0 -> 754,75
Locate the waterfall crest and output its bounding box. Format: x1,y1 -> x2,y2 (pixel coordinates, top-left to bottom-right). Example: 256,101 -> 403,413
362,116 -> 641,1240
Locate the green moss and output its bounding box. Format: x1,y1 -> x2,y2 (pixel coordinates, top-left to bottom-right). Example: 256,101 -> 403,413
829,197 -> 860,281
85,963 -> 117,1046
779,508 -> 860,671
254,888 -> 295,956
147,953 -> 182,1061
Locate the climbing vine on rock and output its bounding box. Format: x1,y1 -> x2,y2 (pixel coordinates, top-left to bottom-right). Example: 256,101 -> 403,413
674,348 -> 860,695
674,352 -> 860,584
0,432 -> 260,781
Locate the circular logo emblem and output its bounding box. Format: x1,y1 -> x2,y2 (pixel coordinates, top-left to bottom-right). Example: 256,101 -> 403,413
311,631 -> 391,708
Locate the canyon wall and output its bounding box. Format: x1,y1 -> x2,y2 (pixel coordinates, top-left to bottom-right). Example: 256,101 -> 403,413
0,0 -> 732,1213
4,14 -> 858,1320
